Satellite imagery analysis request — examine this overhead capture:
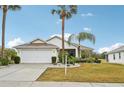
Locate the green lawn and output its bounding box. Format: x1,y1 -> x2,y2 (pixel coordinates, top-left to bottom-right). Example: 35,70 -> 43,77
37,63 -> 124,83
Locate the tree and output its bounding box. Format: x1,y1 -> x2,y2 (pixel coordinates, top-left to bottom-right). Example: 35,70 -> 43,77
51,5 -> 77,63
5,49 -> 17,60
0,5 -> 21,58
68,32 -> 95,58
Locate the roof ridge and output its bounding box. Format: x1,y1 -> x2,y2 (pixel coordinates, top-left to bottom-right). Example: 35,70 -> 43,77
47,36 -> 93,50
108,45 -> 124,54
111,45 -> 124,51
31,38 -> 46,43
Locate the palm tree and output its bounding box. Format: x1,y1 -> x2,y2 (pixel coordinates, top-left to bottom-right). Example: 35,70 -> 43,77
68,32 -> 95,58
51,5 -> 77,63
0,5 -> 21,58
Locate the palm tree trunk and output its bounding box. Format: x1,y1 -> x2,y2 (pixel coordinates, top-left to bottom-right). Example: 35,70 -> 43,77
62,16 -> 65,63
1,6 -> 7,58
78,39 -> 81,58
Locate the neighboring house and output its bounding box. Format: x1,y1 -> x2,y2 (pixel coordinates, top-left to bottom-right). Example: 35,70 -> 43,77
14,36 -> 93,63
108,46 -> 124,64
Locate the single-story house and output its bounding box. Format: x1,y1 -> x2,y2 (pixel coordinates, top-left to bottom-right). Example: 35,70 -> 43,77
14,36 -> 93,63
108,46 -> 124,64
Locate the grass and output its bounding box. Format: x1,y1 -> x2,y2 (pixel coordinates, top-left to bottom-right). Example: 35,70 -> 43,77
100,59 -> 108,63
37,62 -> 124,83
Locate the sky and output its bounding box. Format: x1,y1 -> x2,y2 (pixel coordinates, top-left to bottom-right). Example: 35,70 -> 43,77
0,5 -> 124,53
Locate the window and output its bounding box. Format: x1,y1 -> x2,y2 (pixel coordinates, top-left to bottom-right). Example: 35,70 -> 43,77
68,50 -> 75,56
113,54 -> 115,60
119,52 -> 121,59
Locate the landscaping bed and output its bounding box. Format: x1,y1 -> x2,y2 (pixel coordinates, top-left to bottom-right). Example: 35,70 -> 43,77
37,63 -> 124,83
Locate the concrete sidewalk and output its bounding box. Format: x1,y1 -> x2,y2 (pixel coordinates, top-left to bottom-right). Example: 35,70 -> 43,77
0,81 -> 124,87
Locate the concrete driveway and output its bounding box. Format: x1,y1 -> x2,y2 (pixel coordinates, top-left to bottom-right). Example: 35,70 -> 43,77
0,64 -> 47,81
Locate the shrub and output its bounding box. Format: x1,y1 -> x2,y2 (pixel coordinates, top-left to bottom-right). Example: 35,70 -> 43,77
68,56 -> 77,65
76,58 -> 86,63
52,56 -> 57,65
5,49 -> 17,60
86,57 -> 95,63
8,60 -> 15,64
14,56 -> 20,64
58,51 -> 69,63
11,56 -> 16,61
58,52 -> 62,63
94,58 -> 101,63
81,49 -> 91,59
0,58 -> 9,66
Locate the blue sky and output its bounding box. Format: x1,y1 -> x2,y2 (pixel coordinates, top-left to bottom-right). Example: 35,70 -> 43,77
0,5 -> 124,53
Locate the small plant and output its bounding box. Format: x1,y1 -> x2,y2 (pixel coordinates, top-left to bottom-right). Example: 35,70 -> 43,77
0,58 -> 9,66
14,56 -> 20,64
52,56 -> 57,65
68,56 -> 77,65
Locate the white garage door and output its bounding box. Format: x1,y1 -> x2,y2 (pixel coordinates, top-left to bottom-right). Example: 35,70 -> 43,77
20,50 -> 53,63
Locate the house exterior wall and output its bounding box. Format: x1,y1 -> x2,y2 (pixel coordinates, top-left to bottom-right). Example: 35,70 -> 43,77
108,52 -> 124,64
47,37 -> 78,57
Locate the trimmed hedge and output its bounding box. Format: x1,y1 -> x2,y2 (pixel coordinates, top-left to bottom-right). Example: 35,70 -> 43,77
76,57 -> 101,64
14,56 -> 20,64
0,58 -> 9,66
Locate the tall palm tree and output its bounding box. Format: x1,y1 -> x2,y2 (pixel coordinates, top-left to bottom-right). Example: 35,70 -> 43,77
0,5 -> 21,58
51,5 -> 77,63
68,32 -> 95,58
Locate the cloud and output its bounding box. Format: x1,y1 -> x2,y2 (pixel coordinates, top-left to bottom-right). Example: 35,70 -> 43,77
81,13 -> 94,17
50,33 -> 71,41
98,43 -> 124,53
56,19 -> 62,24
83,27 -> 92,32
98,48 -> 110,54
7,38 -> 25,48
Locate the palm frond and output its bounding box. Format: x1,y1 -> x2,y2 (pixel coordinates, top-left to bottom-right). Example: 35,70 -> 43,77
78,32 -> 95,44
69,5 -> 77,14
52,5 -> 78,20
66,12 -> 72,19
0,5 -> 5,9
59,15 -> 62,19
51,9 -> 57,15
8,5 -> 21,11
58,5 -> 66,10
67,34 -> 75,45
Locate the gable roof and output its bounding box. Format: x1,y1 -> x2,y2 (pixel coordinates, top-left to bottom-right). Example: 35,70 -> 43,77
108,45 -> 124,54
47,36 -> 93,50
14,38 -> 59,49
31,38 -> 46,44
